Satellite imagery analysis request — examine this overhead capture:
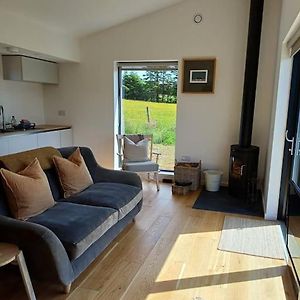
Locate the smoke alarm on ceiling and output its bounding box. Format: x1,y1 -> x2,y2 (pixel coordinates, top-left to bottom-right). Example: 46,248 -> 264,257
194,14 -> 202,24
6,46 -> 20,54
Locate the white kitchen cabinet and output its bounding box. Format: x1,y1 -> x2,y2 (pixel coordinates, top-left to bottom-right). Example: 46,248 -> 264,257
2,55 -> 58,84
8,135 -> 38,154
0,128 -> 73,156
60,129 -> 73,147
0,138 -> 10,156
37,131 -> 61,148
22,56 -> 58,84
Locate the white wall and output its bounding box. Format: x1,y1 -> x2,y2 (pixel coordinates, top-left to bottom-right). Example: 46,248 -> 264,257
264,0 -> 300,219
0,59 -> 45,124
0,9 -> 80,62
43,0 -> 280,187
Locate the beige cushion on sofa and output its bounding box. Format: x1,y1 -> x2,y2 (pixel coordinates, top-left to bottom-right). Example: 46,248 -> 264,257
123,136 -> 149,162
53,148 -> 93,198
0,158 -> 55,220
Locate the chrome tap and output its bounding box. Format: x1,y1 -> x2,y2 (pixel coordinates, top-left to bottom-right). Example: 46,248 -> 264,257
0,105 -> 5,132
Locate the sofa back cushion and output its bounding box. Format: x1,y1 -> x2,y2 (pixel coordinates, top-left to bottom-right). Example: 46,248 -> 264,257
0,180 -> 11,216
0,158 -> 55,220
44,168 -> 64,201
0,147 -> 61,173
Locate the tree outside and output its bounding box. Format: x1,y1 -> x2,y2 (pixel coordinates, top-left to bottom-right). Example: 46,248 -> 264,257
122,70 -> 177,170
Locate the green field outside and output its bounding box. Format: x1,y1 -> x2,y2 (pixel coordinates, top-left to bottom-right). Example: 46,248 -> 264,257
123,99 -> 176,145
123,99 -> 176,170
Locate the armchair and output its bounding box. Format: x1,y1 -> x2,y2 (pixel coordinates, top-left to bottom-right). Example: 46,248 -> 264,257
116,134 -> 160,191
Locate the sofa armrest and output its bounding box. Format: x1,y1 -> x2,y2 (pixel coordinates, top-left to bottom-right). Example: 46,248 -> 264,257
0,216 -> 74,285
93,166 -> 142,189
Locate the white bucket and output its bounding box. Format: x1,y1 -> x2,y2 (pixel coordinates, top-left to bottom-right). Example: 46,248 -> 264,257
204,170 -> 223,192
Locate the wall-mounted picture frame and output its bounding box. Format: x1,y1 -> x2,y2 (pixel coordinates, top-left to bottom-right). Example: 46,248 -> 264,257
189,70 -> 208,83
182,58 -> 216,93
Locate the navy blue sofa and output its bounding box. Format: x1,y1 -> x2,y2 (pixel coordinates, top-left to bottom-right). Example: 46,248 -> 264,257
0,147 -> 143,292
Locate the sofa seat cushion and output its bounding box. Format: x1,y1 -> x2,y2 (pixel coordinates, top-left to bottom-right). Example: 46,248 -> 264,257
67,183 -> 143,220
28,202 -> 118,260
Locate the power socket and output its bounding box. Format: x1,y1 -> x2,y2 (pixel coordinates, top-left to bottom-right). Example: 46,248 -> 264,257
181,155 -> 191,162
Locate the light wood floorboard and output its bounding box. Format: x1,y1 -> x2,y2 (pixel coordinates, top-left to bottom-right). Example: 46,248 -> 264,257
0,181 -> 296,300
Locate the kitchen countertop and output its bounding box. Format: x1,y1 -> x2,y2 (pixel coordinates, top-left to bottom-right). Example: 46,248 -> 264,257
0,125 -> 72,138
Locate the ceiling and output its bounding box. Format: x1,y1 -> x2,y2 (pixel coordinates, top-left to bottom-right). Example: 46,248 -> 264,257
0,0 -> 185,38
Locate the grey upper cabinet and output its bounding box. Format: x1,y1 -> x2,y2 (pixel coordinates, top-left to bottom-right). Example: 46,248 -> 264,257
2,55 -> 58,84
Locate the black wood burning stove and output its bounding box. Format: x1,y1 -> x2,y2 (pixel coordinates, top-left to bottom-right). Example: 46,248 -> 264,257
229,145 -> 259,199
228,0 -> 264,200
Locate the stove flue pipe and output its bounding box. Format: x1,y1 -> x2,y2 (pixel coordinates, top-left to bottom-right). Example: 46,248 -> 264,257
239,0 -> 264,148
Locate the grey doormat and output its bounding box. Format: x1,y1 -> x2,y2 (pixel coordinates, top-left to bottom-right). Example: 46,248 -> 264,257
218,216 -> 286,260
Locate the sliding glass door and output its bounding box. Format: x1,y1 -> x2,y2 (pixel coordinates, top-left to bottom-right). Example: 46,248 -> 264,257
280,50 -> 300,284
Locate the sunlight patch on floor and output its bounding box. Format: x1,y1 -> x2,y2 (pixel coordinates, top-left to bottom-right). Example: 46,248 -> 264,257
147,221 -> 289,300
145,274 -> 288,300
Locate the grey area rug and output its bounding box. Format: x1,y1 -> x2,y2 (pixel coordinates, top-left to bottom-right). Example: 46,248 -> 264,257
218,216 -> 286,260
192,187 -> 263,217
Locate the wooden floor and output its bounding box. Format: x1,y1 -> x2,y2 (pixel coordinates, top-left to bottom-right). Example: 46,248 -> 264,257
0,182 -> 297,300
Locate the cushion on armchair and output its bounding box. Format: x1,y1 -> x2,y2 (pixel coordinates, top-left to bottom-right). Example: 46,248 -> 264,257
123,137 -> 149,162
123,161 -> 159,172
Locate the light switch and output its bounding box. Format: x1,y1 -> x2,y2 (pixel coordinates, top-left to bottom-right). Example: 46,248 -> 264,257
58,110 -> 66,116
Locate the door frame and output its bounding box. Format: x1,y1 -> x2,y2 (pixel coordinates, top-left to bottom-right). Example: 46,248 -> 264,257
278,51 -> 300,220
115,61 -> 178,171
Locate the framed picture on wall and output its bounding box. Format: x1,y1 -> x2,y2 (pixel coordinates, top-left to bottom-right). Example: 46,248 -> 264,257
182,58 -> 216,93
